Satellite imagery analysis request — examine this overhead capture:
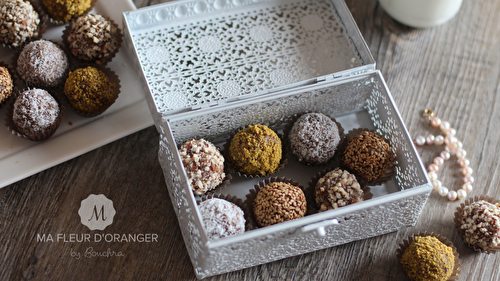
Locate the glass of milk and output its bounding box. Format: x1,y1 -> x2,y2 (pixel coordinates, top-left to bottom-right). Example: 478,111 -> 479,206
378,0 -> 463,28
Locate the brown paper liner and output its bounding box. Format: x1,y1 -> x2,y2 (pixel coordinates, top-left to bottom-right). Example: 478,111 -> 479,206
244,176 -> 308,230
308,168 -> 372,214
12,39 -> 70,90
60,63 -> 120,117
453,195 -> 500,253
0,0 -> 48,49
396,231 -> 461,281
0,61 -> 16,107
223,125 -> 288,178
41,0 -> 97,25
196,193 -> 249,234
62,14 -> 123,66
5,87 -> 64,141
283,111 -> 345,167
337,128 -> 396,186
177,139 -> 231,197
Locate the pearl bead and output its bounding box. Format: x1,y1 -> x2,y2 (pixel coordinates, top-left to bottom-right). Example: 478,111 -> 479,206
435,135 -> 445,145
458,158 -> 470,167
455,141 -> 463,149
428,164 -> 439,172
446,128 -> 456,136
431,180 -> 442,190
462,167 -> 473,176
440,151 -> 451,161
415,135 -> 426,146
457,189 -> 467,200
425,134 -> 435,145
464,176 -> 475,184
463,183 -> 473,193
433,157 -> 444,166
445,145 -> 455,155
456,149 -> 467,159
431,117 -> 442,127
440,121 -> 450,131
428,171 -> 438,181
447,190 -> 458,201
445,136 -> 457,146
439,187 -> 449,196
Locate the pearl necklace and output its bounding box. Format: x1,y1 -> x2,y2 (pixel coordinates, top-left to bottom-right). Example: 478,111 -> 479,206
414,109 -> 473,201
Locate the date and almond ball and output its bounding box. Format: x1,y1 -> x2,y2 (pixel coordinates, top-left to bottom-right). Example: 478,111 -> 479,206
399,236 -> 455,281
179,139 -> 225,196
289,113 -> 341,165
17,39 -> 69,88
42,0 -> 92,23
198,198 -> 245,240
229,124 -> 282,176
315,168 -> 363,211
341,131 -> 395,183
0,66 -> 14,105
12,88 -> 60,141
456,200 -> 500,251
63,66 -> 116,115
0,0 -> 40,47
253,181 -> 306,227
66,14 -> 121,64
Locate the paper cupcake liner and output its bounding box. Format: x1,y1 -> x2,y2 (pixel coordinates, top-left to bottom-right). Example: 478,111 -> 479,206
0,0 -> 48,49
283,111 -> 345,167
244,176 -> 308,229
5,87 -> 64,141
453,195 -> 500,253
12,39 -> 70,90
60,63 -> 120,117
308,168 -> 372,214
396,231 -> 461,281
337,128 -> 396,186
0,61 -> 17,107
62,14 -> 123,66
196,193 -> 250,233
41,0 -> 97,25
223,125 -> 289,178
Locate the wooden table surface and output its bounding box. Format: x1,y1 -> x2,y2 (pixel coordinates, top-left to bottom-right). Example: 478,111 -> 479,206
2,0 -> 500,280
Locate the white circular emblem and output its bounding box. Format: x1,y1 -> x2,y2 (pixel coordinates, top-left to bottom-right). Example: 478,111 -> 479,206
78,194 -> 116,231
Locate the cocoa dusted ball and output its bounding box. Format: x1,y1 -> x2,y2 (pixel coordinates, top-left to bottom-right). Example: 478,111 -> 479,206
0,0 -> 40,47
253,181 -> 306,227
17,39 -> 68,88
0,66 -> 14,105
12,88 -> 61,140
198,198 -> 245,240
457,200 -> 500,251
315,168 -> 363,211
289,113 -> 341,165
341,131 -> 394,182
229,124 -> 282,176
179,139 -> 225,196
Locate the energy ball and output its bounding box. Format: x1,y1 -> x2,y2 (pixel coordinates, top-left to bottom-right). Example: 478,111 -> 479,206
289,113 -> 341,165
315,168 -> 363,211
341,130 -> 395,182
12,88 -> 60,140
400,236 -> 455,281
63,66 -> 116,115
0,66 -> 14,105
253,181 -> 306,227
17,39 -> 68,88
229,124 -> 282,176
198,198 -> 245,240
0,0 -> 40,47
66,14 -> 121,63
42,0 -> 92,23
457,200 -> 500,251
179,139 -> 225,196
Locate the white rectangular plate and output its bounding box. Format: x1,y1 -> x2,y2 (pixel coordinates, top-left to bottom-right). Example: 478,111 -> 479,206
0,0 -> 153,188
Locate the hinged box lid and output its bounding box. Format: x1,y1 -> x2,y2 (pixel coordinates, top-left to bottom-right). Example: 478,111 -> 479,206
123,0 -> 375,119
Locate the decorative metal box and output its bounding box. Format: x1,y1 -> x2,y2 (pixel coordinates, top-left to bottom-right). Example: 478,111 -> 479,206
123,0 -> 432,278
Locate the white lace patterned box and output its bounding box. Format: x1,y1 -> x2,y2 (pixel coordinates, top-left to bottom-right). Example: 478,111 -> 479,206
123,0 -> 432,278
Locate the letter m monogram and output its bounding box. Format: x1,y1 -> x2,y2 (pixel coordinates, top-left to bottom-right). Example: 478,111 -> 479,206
89,205 -> 107,222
